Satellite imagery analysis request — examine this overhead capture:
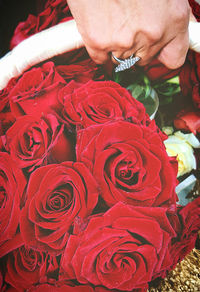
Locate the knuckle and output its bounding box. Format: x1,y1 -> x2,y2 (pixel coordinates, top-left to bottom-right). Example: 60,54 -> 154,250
158,44 -> 188,69
120,37 -> 134,50
174,5 -> 190,26
87,31 -> 108,51
90,38 -> 106,51
166,57 -> 185,69
87,49 -> 108,64
89,54 -> 107,64
112,32 -> 134,50
146,28 -> 162,44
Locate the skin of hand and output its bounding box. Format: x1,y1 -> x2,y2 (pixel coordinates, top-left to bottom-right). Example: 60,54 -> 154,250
67,0 -> 190,69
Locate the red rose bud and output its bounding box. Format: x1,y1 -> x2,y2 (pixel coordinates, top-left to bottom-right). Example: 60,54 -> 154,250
174,111 -> 200,134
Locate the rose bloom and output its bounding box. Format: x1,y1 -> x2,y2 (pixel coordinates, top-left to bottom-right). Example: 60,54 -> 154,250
9,0 -> 87,66
167,197 -> 200,271
59,80 -> 147,129
179,50 -> 200,109
10,0 -> 72,49
27,284 -> 120,292
56,59 -> 105,84
0,269 -> 4,291
0,79 -> 16,135
189,0 -> 200,21
20,162 -> 98,254
5,246 -> 58,291
8,62 -> 66,118
61,202 -> 176,291
36,0 -> 72,32
5,114 -> 75,172
76,121 -> 178,207
179,51 -> 194,97
0,153 -> 26,251
164,131 -> 199,177
143,58 -> 180,82
10,14 -> 37,49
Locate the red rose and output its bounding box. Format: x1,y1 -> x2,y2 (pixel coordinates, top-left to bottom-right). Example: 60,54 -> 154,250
178,51 -> 194,97
191,52 -> 200,109
9,62 -> 66,118
27,282 -> 95,292
10,1 -> 72,49
20,162 -> 98,254
2,286 -> 18,292
36,0 -> 72,32
143,58 -> 180,82
0,80 -> 16,135
174,110 -> 200,134
44,0 -> 70,11
5,114 -> 75,172
167,197 -> 200,271
0,270 -> 3,290
56,59 -> 104,84
0,153 -> 26,251
35,0 -> 89,65
178,196 -> 200,244
94,288 -> 121,292
193,82 -> 200,110
61,202 -> 176,291
59,80 -> 147,129
5,246 -> 58,291
76,121 -> 178,207
9,1 -> 90,67
189,0 -> 200,21
10,14 -> 37,49
179,51 -> 200,109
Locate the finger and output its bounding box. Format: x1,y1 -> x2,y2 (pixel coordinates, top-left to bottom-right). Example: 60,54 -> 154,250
118,35 -> 165,67
111,44 -> 161,68
85,45 -> 110,64
133,37 -> 166,66
111,49 -> 135,64
157,32 -> 189,69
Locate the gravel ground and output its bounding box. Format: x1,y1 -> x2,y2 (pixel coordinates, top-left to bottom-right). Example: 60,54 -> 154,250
149,244 -> 200,291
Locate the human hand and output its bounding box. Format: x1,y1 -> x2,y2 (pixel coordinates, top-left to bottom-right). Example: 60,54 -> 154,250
67,0 -> 190,69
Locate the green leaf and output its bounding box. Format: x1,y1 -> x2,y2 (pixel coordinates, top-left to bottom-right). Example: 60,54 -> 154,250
153,76 -> 181,96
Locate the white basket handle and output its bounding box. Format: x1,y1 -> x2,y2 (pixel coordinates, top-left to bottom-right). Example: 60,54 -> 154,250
0,20 -> 83,91
0,20 -> 200,90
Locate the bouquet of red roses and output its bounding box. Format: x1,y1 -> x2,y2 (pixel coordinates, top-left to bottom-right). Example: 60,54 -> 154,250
0,1 -> 200,291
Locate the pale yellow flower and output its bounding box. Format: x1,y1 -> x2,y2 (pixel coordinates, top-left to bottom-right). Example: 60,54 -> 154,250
164,131 -> 200,177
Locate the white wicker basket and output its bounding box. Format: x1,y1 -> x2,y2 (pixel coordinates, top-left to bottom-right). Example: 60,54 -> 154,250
0,20 -> 200,90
